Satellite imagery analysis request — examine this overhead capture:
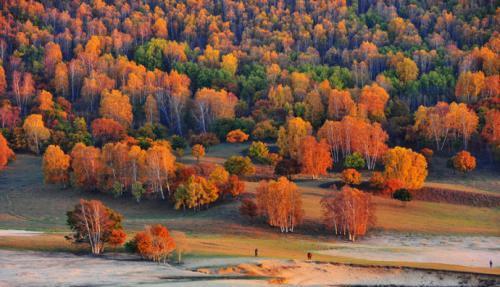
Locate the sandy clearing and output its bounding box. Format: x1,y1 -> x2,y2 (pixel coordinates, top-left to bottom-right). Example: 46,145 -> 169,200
1,250 -> 498,287
0,250 -> 268,287
319,232 -> 500,268
0,230 -> 42,237
230,259 -> 500,286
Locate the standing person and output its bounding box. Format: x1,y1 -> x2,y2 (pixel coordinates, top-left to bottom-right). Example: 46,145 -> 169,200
255,248 -> 258,257
490,260 -> 493,268
307,252 -> 312,261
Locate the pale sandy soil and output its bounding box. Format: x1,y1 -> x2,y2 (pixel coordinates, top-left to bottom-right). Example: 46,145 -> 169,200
0,230 -> 42,237
1,249 -> 499,287
223,259 -> 500,286
319,232 -> 500,268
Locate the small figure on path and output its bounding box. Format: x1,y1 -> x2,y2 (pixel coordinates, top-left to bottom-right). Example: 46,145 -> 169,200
490,260 -> 493,268
255,248 -> 258,257
307,252 -> 312,261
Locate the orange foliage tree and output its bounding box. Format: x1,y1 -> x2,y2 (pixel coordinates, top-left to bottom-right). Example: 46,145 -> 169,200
321,186 -> 374,241
256,177 -> 303,233
359,83 -> 389,120
134,224 -> 176,263
318,117 -> 388,168
452,151 -> 476,173
42,145 -> 70,185
0,133 -> 15,169
455,71 -> 485,103
70,143 -> 103,191
226,129 -> 249,143
99,89 -> 133,127
91,118 -> 126,144
383,147 -> 428,189
482,109 -> 499,145
327,89 -> 356,120
298,136 -> 332,179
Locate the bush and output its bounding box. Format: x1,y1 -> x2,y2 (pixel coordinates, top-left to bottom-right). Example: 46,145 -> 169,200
226,129 -> 249,143
248,141 -> 270,164
341,168 -> 361,185
239,199 -> 258,220
382,178 -> 404,197
274,158 -> 301,179
211,118 -> 255,140
344,152 -> 365,170
452,151 -> 476,173
224,156 -> 255,176
252,120 -> 278,140
170,135 -> 187,150
189,132 -> 220,148
393,189 -> 412,202
191,144 -> 205,162
369,171 -> 385,189
132,181 -> 145,203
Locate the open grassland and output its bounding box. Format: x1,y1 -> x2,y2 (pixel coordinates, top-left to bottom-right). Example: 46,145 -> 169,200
0,149 -> 499,275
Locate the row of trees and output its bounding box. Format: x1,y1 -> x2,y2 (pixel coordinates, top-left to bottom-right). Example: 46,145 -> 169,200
244,176 -> 375,241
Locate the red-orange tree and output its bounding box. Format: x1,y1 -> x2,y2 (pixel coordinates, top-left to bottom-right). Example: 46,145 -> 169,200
298,136 -> 332,179
134,224 -> 176,263
321,186 -> 374,242
0,133 -> 15,169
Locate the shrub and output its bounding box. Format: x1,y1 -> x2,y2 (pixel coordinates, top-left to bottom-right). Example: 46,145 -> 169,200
239,199 -> 258,220
252,120 -> 278,140
344,152 -> 365,170
382,178 -> 404,197
452,151 -> 476,173
341,168 -> 361,185
369,171 -> 385,189
191,144 -> 205,162
189,132 -> 220,148
132,181 -> 145,203
248,141 -> 270,164
393,188 -> 412,204
226,129 -> 249,143
274,158 -> 301,179
211,118 -> 255,140
224,156 -> 255,176
170,135 -> 187,150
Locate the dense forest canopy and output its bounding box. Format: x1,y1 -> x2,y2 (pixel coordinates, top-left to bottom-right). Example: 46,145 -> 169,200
0,0 -> 498,175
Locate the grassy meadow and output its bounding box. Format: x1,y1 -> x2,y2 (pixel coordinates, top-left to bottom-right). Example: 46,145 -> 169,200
0,145 -> 499,274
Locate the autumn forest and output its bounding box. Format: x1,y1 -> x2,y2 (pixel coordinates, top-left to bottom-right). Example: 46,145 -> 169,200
0,0 -> 499,285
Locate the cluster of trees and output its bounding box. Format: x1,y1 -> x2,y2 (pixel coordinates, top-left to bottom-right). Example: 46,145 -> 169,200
242,176 -> 376,241
67,199 -> 184,262
43,139 -> 244,209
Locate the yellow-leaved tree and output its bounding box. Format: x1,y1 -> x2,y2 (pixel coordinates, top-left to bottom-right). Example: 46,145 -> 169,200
383,146 -> 427,189
277,117 -> 312,160
42,145 -> 70,185
23,114 -> 50,154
